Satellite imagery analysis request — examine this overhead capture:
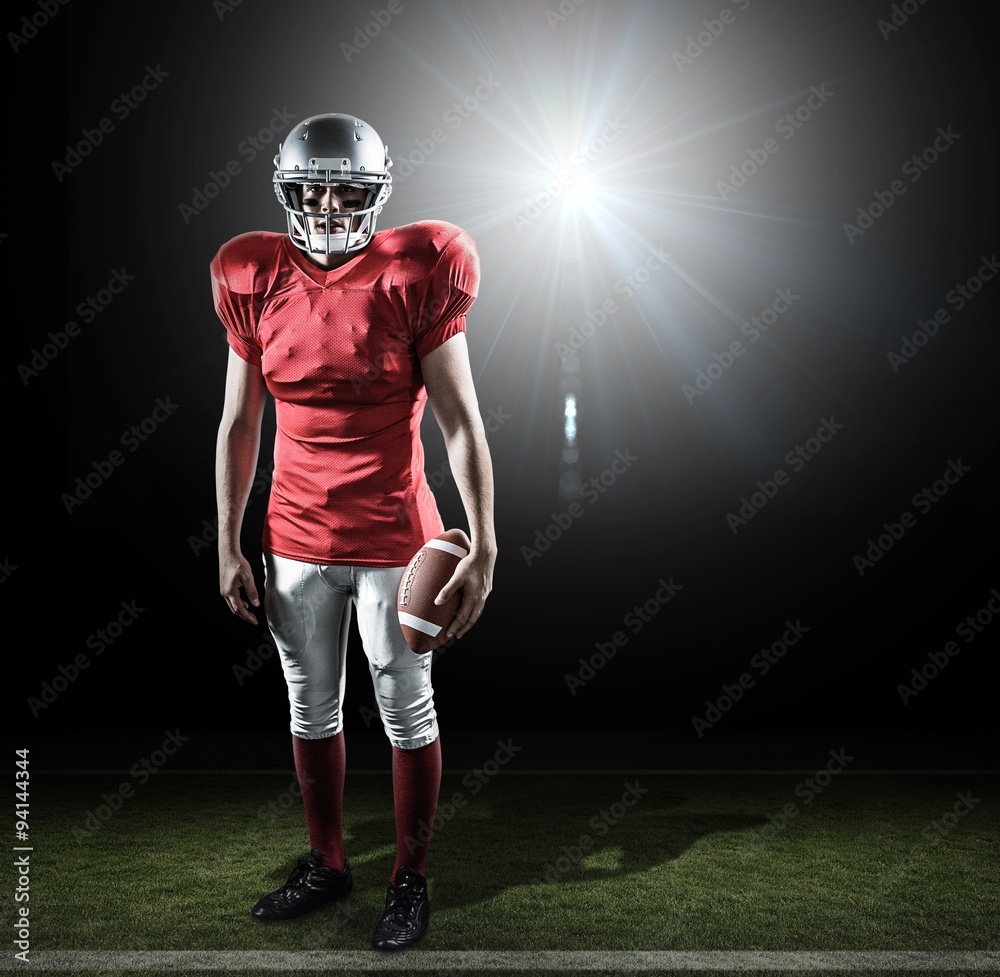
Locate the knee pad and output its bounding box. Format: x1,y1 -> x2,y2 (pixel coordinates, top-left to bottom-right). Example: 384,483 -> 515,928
370,661 -> 439,749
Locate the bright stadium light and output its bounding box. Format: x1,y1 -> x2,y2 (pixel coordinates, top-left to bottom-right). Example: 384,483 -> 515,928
560,169 -> 591,207
563,392 -> 578,445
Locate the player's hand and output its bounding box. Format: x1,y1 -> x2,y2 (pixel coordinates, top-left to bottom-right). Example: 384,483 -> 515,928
435,545 -> 496,640
219,548 -> 261,625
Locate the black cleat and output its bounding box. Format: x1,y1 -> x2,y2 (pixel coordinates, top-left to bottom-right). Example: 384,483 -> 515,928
371,865 -> 430,952
251,850 -> 352,922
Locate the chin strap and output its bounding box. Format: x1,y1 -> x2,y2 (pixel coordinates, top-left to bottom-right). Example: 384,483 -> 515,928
288,213 -> 373,254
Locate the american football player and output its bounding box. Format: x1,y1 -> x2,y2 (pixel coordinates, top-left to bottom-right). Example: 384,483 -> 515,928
212,112 -> 497,952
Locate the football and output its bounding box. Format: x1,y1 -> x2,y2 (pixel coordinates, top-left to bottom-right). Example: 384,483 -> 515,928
397,528 -> 471,653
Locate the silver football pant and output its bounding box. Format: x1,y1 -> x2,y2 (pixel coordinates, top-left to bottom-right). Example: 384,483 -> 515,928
263,552 -> 439,749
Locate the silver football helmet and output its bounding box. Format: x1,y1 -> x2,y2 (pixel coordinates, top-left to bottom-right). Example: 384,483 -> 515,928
273,113 -> 393,255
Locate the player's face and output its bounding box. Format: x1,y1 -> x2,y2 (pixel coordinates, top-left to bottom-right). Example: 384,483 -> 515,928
300,183 -> 367,238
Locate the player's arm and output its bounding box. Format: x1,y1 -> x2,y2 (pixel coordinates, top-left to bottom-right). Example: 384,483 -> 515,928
421,332 -> 497,639
216,348 -> 268,624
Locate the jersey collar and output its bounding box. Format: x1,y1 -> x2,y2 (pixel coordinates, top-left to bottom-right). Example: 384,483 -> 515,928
281,231 -> 385,287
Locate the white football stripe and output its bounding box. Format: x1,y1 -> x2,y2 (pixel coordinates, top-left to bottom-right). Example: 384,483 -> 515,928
20,950 -> 1000,971
424,538 -> 469,559
398,611 -> 442,637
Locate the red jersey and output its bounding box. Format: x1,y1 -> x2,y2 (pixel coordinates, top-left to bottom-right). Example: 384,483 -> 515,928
211,220 -> 480,566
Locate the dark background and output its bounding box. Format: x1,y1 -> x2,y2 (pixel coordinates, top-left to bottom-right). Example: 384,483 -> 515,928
4,0 -> 997,763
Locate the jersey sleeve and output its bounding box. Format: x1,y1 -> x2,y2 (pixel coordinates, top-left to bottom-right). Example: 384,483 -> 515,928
210,243 -> 262,366
412,226 -> 481,359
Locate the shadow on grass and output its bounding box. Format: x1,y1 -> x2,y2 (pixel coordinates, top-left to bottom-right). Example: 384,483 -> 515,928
260,774 -> 767,915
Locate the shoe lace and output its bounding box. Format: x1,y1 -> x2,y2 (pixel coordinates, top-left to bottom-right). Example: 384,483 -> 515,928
285,856 -> 319,891
388,876 -> 423,921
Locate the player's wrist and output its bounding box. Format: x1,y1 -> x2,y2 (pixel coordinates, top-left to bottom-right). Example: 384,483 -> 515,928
468,538 -> 497,560
474,525 -> 497,546
218,540 -> 244,561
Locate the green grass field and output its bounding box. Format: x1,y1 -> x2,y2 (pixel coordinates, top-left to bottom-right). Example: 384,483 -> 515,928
14,742 -> 998,977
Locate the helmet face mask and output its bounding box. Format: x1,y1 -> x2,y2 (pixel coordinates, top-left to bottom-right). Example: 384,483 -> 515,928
273,114 -> 393,255
281,182 -> 382,255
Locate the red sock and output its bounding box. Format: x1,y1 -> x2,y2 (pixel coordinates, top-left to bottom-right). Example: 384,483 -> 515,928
291,732 -> 346,872
391,737 -> 442,883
